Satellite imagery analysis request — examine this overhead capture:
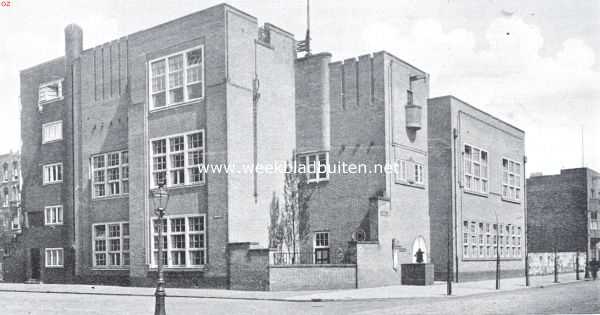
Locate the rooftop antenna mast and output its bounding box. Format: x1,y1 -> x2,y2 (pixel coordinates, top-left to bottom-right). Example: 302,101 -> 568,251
296,0 -> 312,56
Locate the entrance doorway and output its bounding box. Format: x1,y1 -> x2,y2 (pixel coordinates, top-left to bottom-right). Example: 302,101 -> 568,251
30,248 -> 41,280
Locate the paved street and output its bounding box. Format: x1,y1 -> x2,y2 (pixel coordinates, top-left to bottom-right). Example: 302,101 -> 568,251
0,280 -> 598,315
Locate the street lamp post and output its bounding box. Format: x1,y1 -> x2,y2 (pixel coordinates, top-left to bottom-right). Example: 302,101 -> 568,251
152,182 -> 170,315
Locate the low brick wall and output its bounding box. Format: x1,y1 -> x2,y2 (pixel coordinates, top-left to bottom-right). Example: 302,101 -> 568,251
228,243 -> 270,291
269,264 -> 356,291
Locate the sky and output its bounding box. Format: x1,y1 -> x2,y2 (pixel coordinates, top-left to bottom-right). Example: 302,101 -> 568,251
0,0 -> 598,175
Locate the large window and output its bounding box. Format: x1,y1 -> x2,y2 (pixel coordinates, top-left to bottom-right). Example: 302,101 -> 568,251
93,222 -> 130,268
298,152 -> 329,183
45,248 -> 64,267
150,215 -> 206,268
149,46 -> 204,110
462,219 -> 521,260
38,79 -> 63,105
43,163 -> 63,184
502,158 -> 522,202
92,151 -> 129,198
44,205 -> 63,225
42,121 -> 63,143
395,159 -> 425,186
151,131 -> 205,188
463,144 -> 488,194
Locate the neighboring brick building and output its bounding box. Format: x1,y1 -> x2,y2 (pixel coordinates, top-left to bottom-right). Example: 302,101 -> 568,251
0,151 -> 22,281
428,96 -> 526,282
527,168 -> 600,266
0,151 -> 21,233
294,51 -> 431,287
13,4 -> 296,286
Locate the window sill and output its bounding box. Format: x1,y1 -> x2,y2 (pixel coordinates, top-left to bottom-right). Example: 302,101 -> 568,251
149,98 -> 204,114
91,267 -> 129,271
44,223 -> 64,227
395,181 -> 426,189
501,198 -> 522,204
42,139 -> 63,145
43,181 -> 63,186
148,266 -> 207,272
38,98 -> 64,107
464,190 -> 489,198
92,194 -> 129,201
45,266 -> 64,269
150,183 -> 206,191
462,257 -> 522,262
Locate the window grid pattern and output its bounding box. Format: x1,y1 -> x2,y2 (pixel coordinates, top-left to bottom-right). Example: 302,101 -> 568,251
38,80 -> 63,104
462,220 -> 522,260
45,248 -> 64,267
502,158 -> 522,202
92,151 -> 129,198
42,121 -> 63,143
93,222 -> 130,268
149,47 -> 204,109
463,144 -> 488,194
150,215 -> 206,268
43,163 -> 63,184
44,205 -> 63,225
298,152 -> 329,183
151,131 -> 205,188
395,158 -> 425,186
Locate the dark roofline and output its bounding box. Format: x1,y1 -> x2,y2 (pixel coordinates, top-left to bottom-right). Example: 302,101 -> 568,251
429,95 -> 525,134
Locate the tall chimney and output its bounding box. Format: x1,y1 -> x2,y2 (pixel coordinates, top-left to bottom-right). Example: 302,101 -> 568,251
64,24 -> 83,64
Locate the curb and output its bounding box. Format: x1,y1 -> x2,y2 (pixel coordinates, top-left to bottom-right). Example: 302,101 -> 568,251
0,278 -> 588,303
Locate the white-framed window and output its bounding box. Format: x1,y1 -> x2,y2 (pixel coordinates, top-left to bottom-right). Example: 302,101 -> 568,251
151,131 -> 205,188
42,121 -> 63,143
150,214 -> 206,268
395,159 -> 425,186
463,220 -> 469,258
314,231 -> 330,264
12,161 -> 19,180
43,163 -> 63,184
298,152 -> 329,183
2,187 -> 8,207
463,220 -> 521,260
502,158 -> 522,202
149,46 -> 204,110
93,222 -> 130,268
44,205 -> 63,225
91,150 -> 129,198
2,163 -> 8,182
38,79 -> 63,105
45,248 -> 64,268
463,144 -> 488,194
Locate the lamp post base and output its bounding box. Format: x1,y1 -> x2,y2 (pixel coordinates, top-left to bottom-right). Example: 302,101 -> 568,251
155,286 -> 166,315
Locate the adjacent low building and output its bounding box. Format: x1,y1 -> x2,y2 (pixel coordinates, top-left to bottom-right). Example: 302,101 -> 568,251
527,168 -> 599,275
428,96 -> 526,281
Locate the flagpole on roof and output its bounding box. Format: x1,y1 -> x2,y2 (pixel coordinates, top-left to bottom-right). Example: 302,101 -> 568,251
296,0 -> 312,56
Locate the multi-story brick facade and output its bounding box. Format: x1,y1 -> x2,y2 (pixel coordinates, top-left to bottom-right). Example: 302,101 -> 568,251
13,4 -> 296,286
294,51 -> 431,287
0,152 -> 21,232
428,96 -> 526,281
527,168 -> 600,262
0,151 -> 21,269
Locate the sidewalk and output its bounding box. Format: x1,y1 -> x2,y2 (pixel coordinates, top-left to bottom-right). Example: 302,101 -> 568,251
0,273 -> 587,302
